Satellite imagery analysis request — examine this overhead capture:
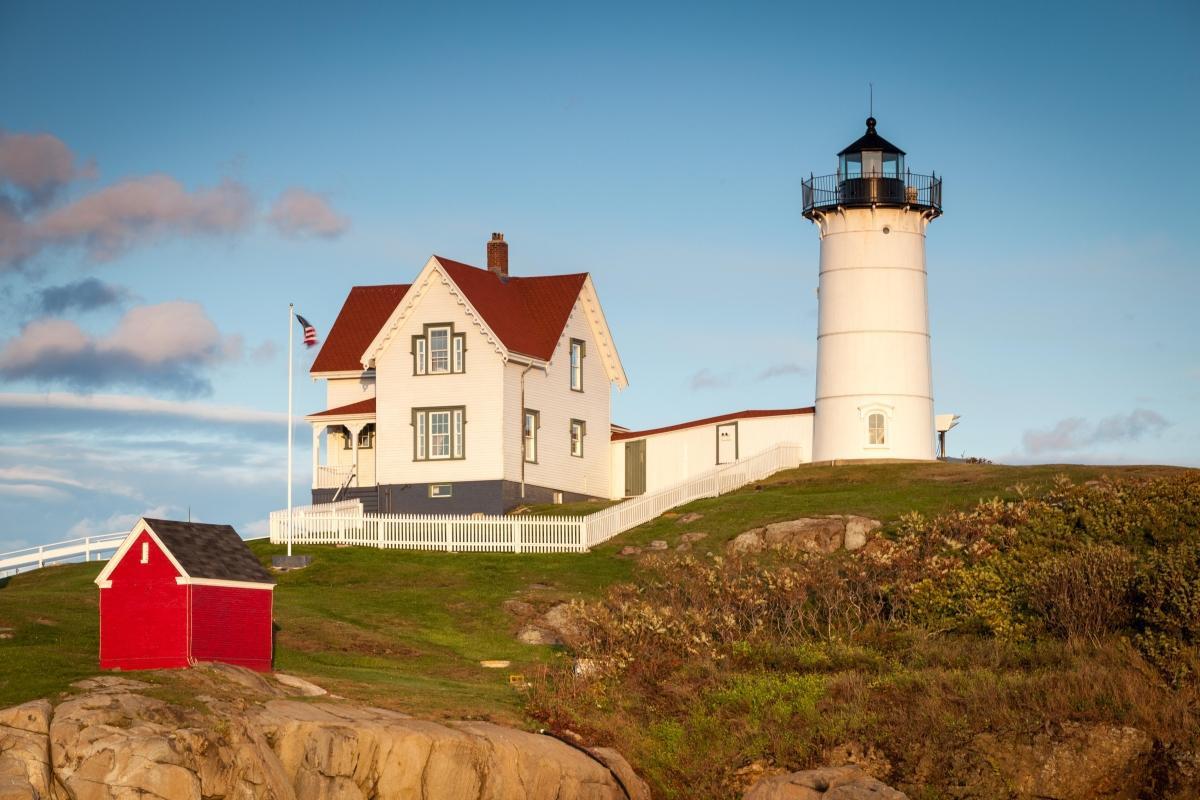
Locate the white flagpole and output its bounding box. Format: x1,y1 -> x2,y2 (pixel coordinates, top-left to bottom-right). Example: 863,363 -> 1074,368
287,302 -> 294,558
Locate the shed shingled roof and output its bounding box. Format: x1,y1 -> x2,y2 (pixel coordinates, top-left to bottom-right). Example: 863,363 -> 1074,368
142,519 -> 275,584
309,258 -> 588,373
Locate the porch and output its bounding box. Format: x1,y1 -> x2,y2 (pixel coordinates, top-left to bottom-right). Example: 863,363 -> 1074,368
305,398 -> 377,495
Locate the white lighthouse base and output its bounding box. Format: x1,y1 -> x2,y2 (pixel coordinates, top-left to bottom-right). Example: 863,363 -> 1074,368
812,395 -> 935,462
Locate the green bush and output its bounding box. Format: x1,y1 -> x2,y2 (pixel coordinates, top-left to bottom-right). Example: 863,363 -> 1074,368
1135,541 -> 1200,680
1026,543 -> 1138,641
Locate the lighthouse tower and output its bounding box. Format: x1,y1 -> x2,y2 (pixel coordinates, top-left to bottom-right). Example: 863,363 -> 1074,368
802,118 -> 943,462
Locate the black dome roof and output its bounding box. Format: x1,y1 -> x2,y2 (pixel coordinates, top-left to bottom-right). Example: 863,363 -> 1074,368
838,117 -> 905,156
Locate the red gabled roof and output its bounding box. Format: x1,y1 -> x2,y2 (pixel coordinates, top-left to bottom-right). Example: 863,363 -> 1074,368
434,257 -> 587,360
611,407 -> 815,441
307,398 -> 376,418
311,285 -> 411,373
311,259 -> 589,374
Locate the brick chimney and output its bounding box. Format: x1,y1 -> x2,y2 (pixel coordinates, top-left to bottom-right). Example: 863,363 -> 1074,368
487,232 -> 508,277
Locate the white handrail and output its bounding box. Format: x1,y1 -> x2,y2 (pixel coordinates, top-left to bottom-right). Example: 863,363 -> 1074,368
0,531 -> 127,576
268,442 -> 804,554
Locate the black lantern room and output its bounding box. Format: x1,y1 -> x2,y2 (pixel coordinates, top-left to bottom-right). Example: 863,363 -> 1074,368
802,117 -> 942,219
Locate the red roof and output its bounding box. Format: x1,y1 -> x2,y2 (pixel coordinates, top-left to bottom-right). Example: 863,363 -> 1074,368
435,257 -> 587,360
310,258 -> 588,373
611,407 -> 814,441
307,398 -> 376,418
311,285 -> 410,373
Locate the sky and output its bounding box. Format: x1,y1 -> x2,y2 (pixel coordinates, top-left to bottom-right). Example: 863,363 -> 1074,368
1,0 -> 1197,551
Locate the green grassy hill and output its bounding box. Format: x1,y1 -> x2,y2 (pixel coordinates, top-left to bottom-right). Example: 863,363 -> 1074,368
0,461 -> 1184,717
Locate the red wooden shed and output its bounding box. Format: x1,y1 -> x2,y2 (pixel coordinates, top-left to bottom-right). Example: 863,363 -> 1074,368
94,518 -> 276,672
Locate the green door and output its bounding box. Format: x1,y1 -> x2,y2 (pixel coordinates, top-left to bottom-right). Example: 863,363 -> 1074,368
624,440 -> 646,496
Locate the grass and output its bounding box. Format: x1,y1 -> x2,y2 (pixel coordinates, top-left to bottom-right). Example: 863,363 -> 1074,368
0,461 -> 1187,716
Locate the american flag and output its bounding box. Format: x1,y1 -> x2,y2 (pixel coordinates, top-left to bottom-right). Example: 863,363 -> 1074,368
295,314 -> 319,348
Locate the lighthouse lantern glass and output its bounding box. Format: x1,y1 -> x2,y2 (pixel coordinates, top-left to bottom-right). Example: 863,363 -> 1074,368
840,152 -> 862,178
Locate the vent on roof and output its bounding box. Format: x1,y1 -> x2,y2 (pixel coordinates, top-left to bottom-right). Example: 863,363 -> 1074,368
487,232 -> 508,277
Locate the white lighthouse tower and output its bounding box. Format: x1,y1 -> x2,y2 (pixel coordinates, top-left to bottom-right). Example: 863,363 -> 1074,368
802,118 -> 943,462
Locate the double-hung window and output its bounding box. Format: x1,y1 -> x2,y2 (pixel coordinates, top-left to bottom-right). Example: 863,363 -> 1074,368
523,409 -> 539,463
570,419 -> 585,457
413,407 -> 465,460
569,339 -> 584,391
868,413 -> 887,446
414,324 -> 465,375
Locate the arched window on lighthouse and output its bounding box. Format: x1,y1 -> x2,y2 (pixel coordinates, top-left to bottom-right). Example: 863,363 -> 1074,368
868,413 -> 887,446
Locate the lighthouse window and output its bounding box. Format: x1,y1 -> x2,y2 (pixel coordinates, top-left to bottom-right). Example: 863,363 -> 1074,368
868,413 -> 887,446
841,153 -> 862,178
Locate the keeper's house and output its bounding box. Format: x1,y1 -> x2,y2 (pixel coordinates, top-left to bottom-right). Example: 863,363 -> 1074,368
94,519 -> 275,672
307,234 -> 814,514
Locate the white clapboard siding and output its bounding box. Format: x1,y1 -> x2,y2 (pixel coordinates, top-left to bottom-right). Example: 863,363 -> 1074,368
269,442 -> 804,555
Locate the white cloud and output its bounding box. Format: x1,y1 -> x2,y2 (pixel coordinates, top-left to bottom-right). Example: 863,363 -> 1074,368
69,504 -> 177,537
0,391 -> 286,425
0,301 -> 243,395
688,369 -> 731,391
268,188 -> 349,239
0,483 -> 71,501
1022,409 -> 1170,456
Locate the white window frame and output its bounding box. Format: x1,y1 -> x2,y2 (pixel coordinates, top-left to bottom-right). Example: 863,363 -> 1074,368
453,409 -> 464,459
429,483 -> 453,498
429,410 -> 451,459
868,413 -> 886,446
524,409 -> 539,463
569,339 -> 585,392
414,406 -> 465,461
415,338 -> 426,375
570,419 -> 585,458
859,403 -> 894,450
428,326 -> 451,374
140,541 -> 149,564
415,411 -> 426,459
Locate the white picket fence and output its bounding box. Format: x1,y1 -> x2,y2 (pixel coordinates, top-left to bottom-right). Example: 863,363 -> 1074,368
269,442 -> 804,554
0,532 -> 127,577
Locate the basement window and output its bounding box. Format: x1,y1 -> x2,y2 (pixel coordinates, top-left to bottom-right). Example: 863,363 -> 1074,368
429,483 -> 453,499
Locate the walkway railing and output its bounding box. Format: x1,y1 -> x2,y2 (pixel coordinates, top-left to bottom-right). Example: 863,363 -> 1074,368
0,532 -> 127,577
269,442 -> 805,554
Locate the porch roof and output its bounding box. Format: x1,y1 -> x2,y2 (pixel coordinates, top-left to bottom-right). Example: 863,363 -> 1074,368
305,397 -> 376,422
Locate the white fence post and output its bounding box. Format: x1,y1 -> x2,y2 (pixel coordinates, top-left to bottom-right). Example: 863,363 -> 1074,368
512,519 -> 521,554
37,546 -> 44,569
445,518 -> 452,553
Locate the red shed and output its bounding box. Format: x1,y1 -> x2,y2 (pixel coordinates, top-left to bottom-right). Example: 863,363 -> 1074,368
94,518 -> 276,672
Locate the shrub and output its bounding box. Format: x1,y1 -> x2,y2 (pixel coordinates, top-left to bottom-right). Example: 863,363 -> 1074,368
1026,543 -> 1138,641
1135,541 -> 1200,680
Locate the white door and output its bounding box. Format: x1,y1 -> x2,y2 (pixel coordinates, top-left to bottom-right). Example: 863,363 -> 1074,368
716,423 -> 737,464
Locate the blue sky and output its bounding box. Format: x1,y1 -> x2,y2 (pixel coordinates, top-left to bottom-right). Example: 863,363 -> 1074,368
1,0 -> 1197,550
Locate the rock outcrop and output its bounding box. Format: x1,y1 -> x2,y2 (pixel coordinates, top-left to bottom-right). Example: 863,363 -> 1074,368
744,765 -> 908,799
728,516 -> 882,556
0,666 -> 649,800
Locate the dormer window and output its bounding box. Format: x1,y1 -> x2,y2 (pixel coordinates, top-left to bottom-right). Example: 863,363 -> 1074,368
414,324 -> 465,375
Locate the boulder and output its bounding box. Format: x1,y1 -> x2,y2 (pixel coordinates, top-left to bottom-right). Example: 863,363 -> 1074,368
273,673 -> 328,697
676,512 -> 704,525
540,603 -> 583,642
729,530 -> 765,554
518,625 -> 560,646
8,664 -> 647,800
744,765 -> 908,799
842,517 -> 882,551
972,723 -> 1153,800
647,540 -> 669,551
680,532 -> 709,544
0,700 -> 53,800
619,546 -> 642,556
502,598 -> 536,617
762,518 -> 845,554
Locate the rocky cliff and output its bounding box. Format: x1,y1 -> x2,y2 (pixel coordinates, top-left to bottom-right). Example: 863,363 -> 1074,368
0,665 -> 650,800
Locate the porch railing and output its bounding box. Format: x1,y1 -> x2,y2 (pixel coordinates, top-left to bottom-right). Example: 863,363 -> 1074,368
314,464 -> 357,489
0,532 -> 127,577
271,442 -> 805,554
